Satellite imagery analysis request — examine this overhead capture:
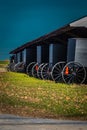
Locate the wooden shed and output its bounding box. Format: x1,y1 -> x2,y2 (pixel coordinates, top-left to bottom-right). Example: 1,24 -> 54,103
9,16 -> 87,83
10,16 -> 87,63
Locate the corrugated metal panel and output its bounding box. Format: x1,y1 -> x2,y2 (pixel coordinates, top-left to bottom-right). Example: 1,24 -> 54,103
67,38 -> 87,67
23,49 -> 26,63
49,44 -> 53,64
75,38 -> 87,67
37,46 -> 41,64
17,52 -> 21,62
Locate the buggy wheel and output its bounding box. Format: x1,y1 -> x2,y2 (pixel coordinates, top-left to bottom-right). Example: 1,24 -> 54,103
37,63 -> 45,79
7,64 -> 10,71
32,63 -> 39,78
51,62 -> 66,82
14,62 -> 25,72
62,61 -> 86,84
26,62 -> 36,76
9,63 -> 15,71
14,62 -> 20,72
41,63 -> 51,80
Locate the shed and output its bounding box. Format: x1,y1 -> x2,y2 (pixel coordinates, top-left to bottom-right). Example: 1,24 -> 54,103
9,16 -> 87,67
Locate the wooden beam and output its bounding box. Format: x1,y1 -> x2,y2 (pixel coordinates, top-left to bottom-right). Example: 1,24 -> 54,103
48,37 -> 67,44
66,32 -> 81,38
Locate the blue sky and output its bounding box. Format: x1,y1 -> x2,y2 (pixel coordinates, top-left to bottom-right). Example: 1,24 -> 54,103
0,0 -> 87,60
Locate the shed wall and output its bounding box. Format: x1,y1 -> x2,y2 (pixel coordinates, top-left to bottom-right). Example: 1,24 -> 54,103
37,45 -> 49,63
20,51 -> 23,62
42,44 -> 49,63
37,46 -> 41,63
67,38 -> 76,62
23,49 -> 26,63
10,55 -> 15,63
49,44 -> 67,65
75,38 -> 87,67
17,52 -> 21,62
26,47 -> 37,65
15,54 -> 18,63
67,38 -> 87,67
53,44 -> 67,64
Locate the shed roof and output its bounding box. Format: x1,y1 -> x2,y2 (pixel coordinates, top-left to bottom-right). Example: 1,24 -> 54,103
10,16 -> 87,54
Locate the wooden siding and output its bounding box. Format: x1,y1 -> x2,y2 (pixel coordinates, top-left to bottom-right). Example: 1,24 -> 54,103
26,47 -> 37,65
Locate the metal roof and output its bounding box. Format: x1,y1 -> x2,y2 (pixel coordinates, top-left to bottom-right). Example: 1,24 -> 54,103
10,16 -> 87,54
70,16 -> 87,27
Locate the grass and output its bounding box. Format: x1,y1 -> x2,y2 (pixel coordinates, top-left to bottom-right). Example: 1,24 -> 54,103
0,60 -> 9,67
0,63 -> 87,120
0,60 -> 9,64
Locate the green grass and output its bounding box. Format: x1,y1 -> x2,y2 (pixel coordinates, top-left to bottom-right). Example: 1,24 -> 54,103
0,60 -> 9,67
0,60 -> 9,64
0,70 -> 87,120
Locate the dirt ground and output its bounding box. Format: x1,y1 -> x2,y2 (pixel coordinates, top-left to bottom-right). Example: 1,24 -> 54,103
0,67 -> 7,72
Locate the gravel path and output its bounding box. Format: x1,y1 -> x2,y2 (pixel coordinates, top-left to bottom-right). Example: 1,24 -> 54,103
0,114 -> 87,130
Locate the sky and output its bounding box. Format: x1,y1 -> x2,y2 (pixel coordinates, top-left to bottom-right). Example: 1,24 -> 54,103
0,0 -> 87,60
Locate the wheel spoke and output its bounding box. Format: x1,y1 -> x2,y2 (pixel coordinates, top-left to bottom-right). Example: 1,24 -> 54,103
51,62 -> 65,82
26,62 -> 36,76
62,62 -> 86,84
54,74 -> 62,81
77,68 -> 84,73
41,63 -> 51,80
